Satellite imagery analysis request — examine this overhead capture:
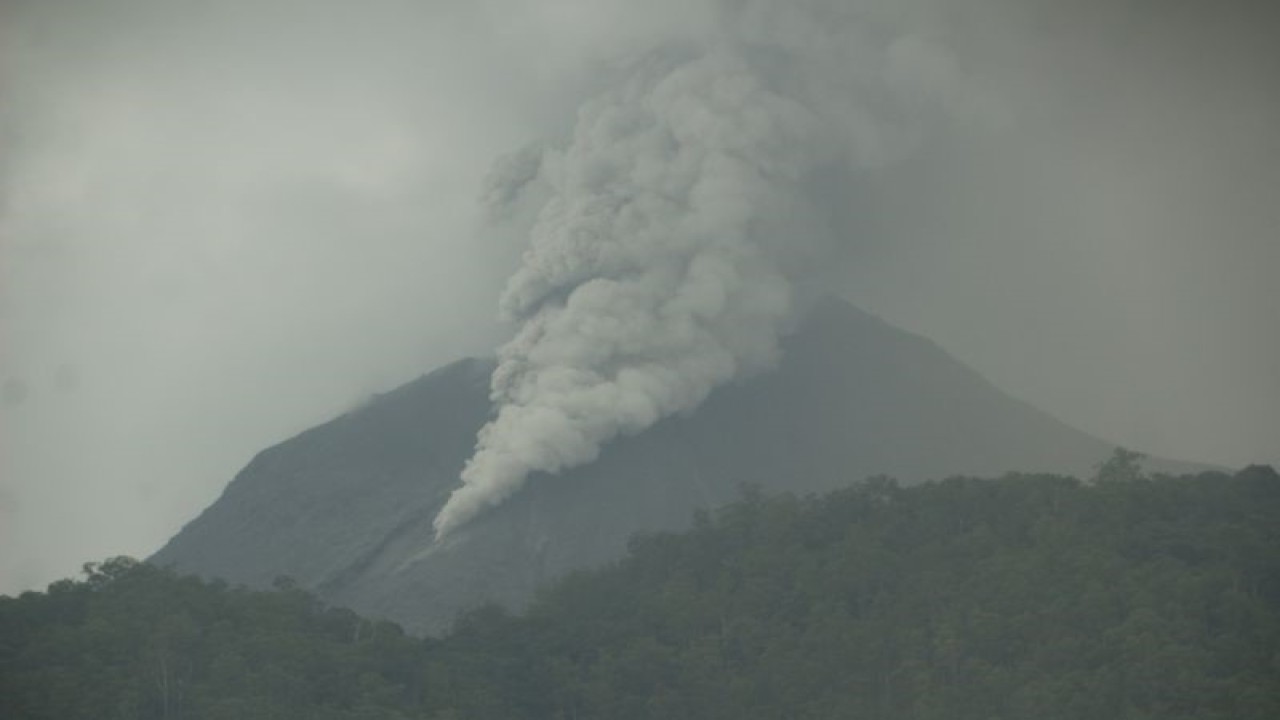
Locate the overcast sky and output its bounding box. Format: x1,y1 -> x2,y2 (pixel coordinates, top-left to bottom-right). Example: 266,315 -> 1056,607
2,0 -> 1277,594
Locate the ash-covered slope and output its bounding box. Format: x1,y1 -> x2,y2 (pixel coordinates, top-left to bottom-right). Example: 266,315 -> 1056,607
152,298 -> 1185,633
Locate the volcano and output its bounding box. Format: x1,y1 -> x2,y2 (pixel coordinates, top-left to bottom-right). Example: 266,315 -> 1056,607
151,298 -> 1195,633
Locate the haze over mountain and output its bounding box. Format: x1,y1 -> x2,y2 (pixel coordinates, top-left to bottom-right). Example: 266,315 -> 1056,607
4,0 -> 1277,596
153,298 -> 1202,633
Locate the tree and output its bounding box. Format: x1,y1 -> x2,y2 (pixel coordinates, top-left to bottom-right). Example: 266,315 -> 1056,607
1092,447 -> 1146,484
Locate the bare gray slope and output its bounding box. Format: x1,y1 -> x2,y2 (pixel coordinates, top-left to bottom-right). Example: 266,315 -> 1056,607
152,298 -> 1190,633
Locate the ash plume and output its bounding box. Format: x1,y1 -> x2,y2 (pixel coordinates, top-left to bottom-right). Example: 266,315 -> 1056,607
433,1 -> 990,538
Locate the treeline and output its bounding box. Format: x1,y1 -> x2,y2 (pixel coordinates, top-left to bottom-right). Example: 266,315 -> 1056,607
3,461 -> 1278,719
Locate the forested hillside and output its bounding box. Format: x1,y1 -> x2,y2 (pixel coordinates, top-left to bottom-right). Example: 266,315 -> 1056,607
4,462 -> 1278,719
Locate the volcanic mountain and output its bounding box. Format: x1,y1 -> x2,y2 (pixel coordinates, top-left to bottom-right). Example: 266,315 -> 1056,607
152,298 -> 1193,633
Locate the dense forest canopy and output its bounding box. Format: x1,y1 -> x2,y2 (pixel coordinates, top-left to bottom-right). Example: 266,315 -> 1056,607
3,461 -> 1278,719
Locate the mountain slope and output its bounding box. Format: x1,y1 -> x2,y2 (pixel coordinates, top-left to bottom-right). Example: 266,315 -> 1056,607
152,298 -> 1196,633
11,469 -> 1278,720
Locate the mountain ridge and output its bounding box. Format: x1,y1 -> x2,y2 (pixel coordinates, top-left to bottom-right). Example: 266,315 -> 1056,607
152,297 -> 1206,633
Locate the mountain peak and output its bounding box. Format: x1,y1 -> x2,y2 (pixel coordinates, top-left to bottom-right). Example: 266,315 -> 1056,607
153,297 -> 1185,633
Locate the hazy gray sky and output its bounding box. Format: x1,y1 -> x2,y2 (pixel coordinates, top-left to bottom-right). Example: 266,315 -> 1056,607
2,0 -> 1276,594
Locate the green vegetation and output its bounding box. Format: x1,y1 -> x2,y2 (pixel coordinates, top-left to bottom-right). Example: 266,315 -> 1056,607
0,559 -> 422,719
4,460 -> 1279,719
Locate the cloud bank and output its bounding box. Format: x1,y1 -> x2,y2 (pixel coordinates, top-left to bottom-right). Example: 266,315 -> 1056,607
2,0 -> 1276,588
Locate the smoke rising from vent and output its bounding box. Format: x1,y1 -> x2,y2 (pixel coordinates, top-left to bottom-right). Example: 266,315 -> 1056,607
433,2 -> 989,537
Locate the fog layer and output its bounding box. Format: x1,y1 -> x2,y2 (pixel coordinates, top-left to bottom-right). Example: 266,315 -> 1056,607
2,0 -> 1276,591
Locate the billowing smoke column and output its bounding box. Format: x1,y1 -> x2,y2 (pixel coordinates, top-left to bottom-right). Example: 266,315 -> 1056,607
434,2 -> 979,538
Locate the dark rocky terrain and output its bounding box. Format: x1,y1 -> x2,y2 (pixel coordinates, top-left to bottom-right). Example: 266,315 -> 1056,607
152,298 -> 1200,633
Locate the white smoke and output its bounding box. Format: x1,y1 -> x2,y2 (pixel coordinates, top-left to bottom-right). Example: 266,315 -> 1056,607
433,1 -> 989,538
